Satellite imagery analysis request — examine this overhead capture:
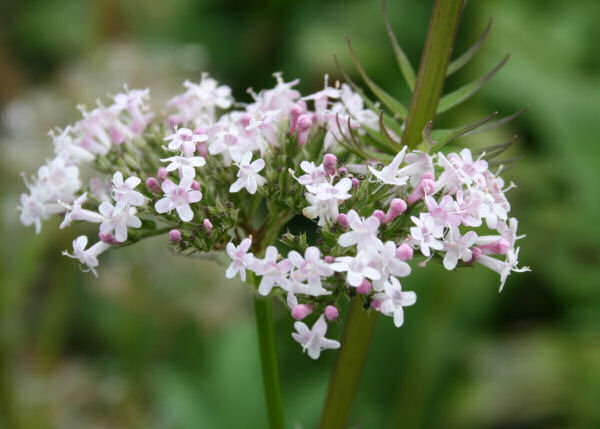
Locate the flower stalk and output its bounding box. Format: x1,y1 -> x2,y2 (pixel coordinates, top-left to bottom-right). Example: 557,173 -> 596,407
319,298 -> 378,429
253,292 -> 286,429
402,0 -> 465,149
320,0 -> 466,426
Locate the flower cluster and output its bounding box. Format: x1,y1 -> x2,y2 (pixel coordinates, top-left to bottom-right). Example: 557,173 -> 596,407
18,71 -> 528,359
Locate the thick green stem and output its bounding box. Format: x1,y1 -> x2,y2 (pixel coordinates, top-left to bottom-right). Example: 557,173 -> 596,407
401,0 -> 464,149
319,298 -> 378,429
253,292 -> 286,429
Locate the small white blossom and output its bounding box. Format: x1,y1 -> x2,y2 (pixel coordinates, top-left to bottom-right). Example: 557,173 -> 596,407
225,238 -> 255,282
160,155 -> 206,178
62,235 -> 111,277
373,277 -> 417,327
229,151 -> 266,195
155,177 -> 202,222
112,172 -> 145,211
98,202 -> 141,243
292,315 -> 340,359
368,146 -> 409,186
337,210 -> 383,251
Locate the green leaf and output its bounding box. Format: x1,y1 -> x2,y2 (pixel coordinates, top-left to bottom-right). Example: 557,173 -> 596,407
447,18 -> 492,76
464,105 -> 529,136
430,111 -> 498,148
382,0 -> 416,90
437,54 -> 510,114
344,35 -> 408,119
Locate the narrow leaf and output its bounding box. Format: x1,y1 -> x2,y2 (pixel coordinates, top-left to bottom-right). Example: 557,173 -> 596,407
382,0 -> 416,90
431,111 -> 498,148
344,35 -> 408,119
447,18 -> 493,76
464,105 -> 529,136
422,120 -> 436,150
488,153 -> 524,167
480,135 -> 518,159
333,54 -> 404,136
437,54 -> 510,114
379,110 -> 403,149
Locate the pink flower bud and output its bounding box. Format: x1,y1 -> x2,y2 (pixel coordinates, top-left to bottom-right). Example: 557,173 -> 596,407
169,229 -> 182,243
191,180 -> 201,191
196,141 -> 208,157
396,243 -> 413,261
407,176 -> 436,204
296,114 -> 313,146
370,300 -> 381,311
203,219 -> 213,234
289,104 -> 304,134
291,304 -> 313,320
324,255 -> 335,263
324,305 -> 339,321
157,167 -> 168,182
384,198 -> 407,223
468,246 -> 483,263
337,213 -> 349,230
421,172 -> 435,181
146,177 -> 161,194
357,279 -> 372,295
168,116 -> 179,127
99,233 -> 121,244
323,154 -> 337,176
480,238 -> 510,255
372,210 -> 385,222
351,177 -> 360,188
338,167 -> 348,176
421,179 -> 436,194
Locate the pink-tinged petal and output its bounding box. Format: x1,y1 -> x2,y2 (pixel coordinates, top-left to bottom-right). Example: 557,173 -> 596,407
251,158 -> 265,173
363,267 -> 382,280
337,232 -> 356,247
127,215 -> 141,228
347,271 -> 363,287
346,210 -> 361,229
225,264 -> 238,279
335,177 -> 352,193
265,246 -> 278,262
305,246 -> 320,262
246,176 -> 258,194
287,251 -> 304,267
226,243 -> 236,258
443,253 -> 459,270
154,197 -> 172,214
176,204 -> 194,222
229,179 -> 243,193
179,176 -> 193,190
278,259 -> 293,272
258,278 -> 274,296
329,262 -> 348,272
74,235 -> 88,251
115,224 -> 127,242
240,238 -> 252,253
129,192 -> 145,206
99,222 -> 112,236
321,338 -> 341,350
401,291 -> 417,306
393,308 -> 405,327
124,176 -> 141,188
98,202 -> 113,217
187,190 -> 203,203
161,179 -> 176,194
312,317 -> 327,338
365,215 -> 380,232
112,172 -> 124,185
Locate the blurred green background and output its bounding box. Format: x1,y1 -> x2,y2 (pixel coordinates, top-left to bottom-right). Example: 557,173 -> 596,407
1,0 -> 599,428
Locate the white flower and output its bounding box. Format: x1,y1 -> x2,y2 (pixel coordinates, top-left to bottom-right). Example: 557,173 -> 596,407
112,172 -> 145,211
368,146 -> 409,186
410,213 -> 444,257
229,151 -> 266,195
164,127 -> 208,155
98,202 -> 141,242
337,210 -> 383,251
372,241 -> 411,291
59,193 -> 104,229
155,176 -> 203,222
253,246 -> 293,295
225,238 -> 255,282
62,235 -> 111,277
302,178 -> 352,226
18,187 -> 64,233
288,246 -> 333,295
476,247 -> 530,291
330,251 -> 381,287
294,161 -> 327,186
442,227 -> 478,270
373,277 -> 417,327
292,315 -> 340,359
160,155 -> 206,178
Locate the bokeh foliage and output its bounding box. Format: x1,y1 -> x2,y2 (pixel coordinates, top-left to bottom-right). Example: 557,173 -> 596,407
1,0 -> 599,427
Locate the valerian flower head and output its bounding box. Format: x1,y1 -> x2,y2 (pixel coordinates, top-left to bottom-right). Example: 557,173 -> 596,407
18,67 -> 528,359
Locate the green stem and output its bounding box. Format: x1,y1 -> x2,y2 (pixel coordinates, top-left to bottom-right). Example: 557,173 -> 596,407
401,0 -> 465,149
253,293 -> 286,429
319,298 -> 378,429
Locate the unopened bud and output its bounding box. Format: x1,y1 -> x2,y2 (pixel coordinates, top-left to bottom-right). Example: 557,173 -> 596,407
323,153 -> 337,176
146,177 -> 161,194
291,304 -> 313,320
396,243 -> 413,261
384,198 -> 407,223
324,305 -> 339,321
357,279 -> 372,295
169,229 -> 182,243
